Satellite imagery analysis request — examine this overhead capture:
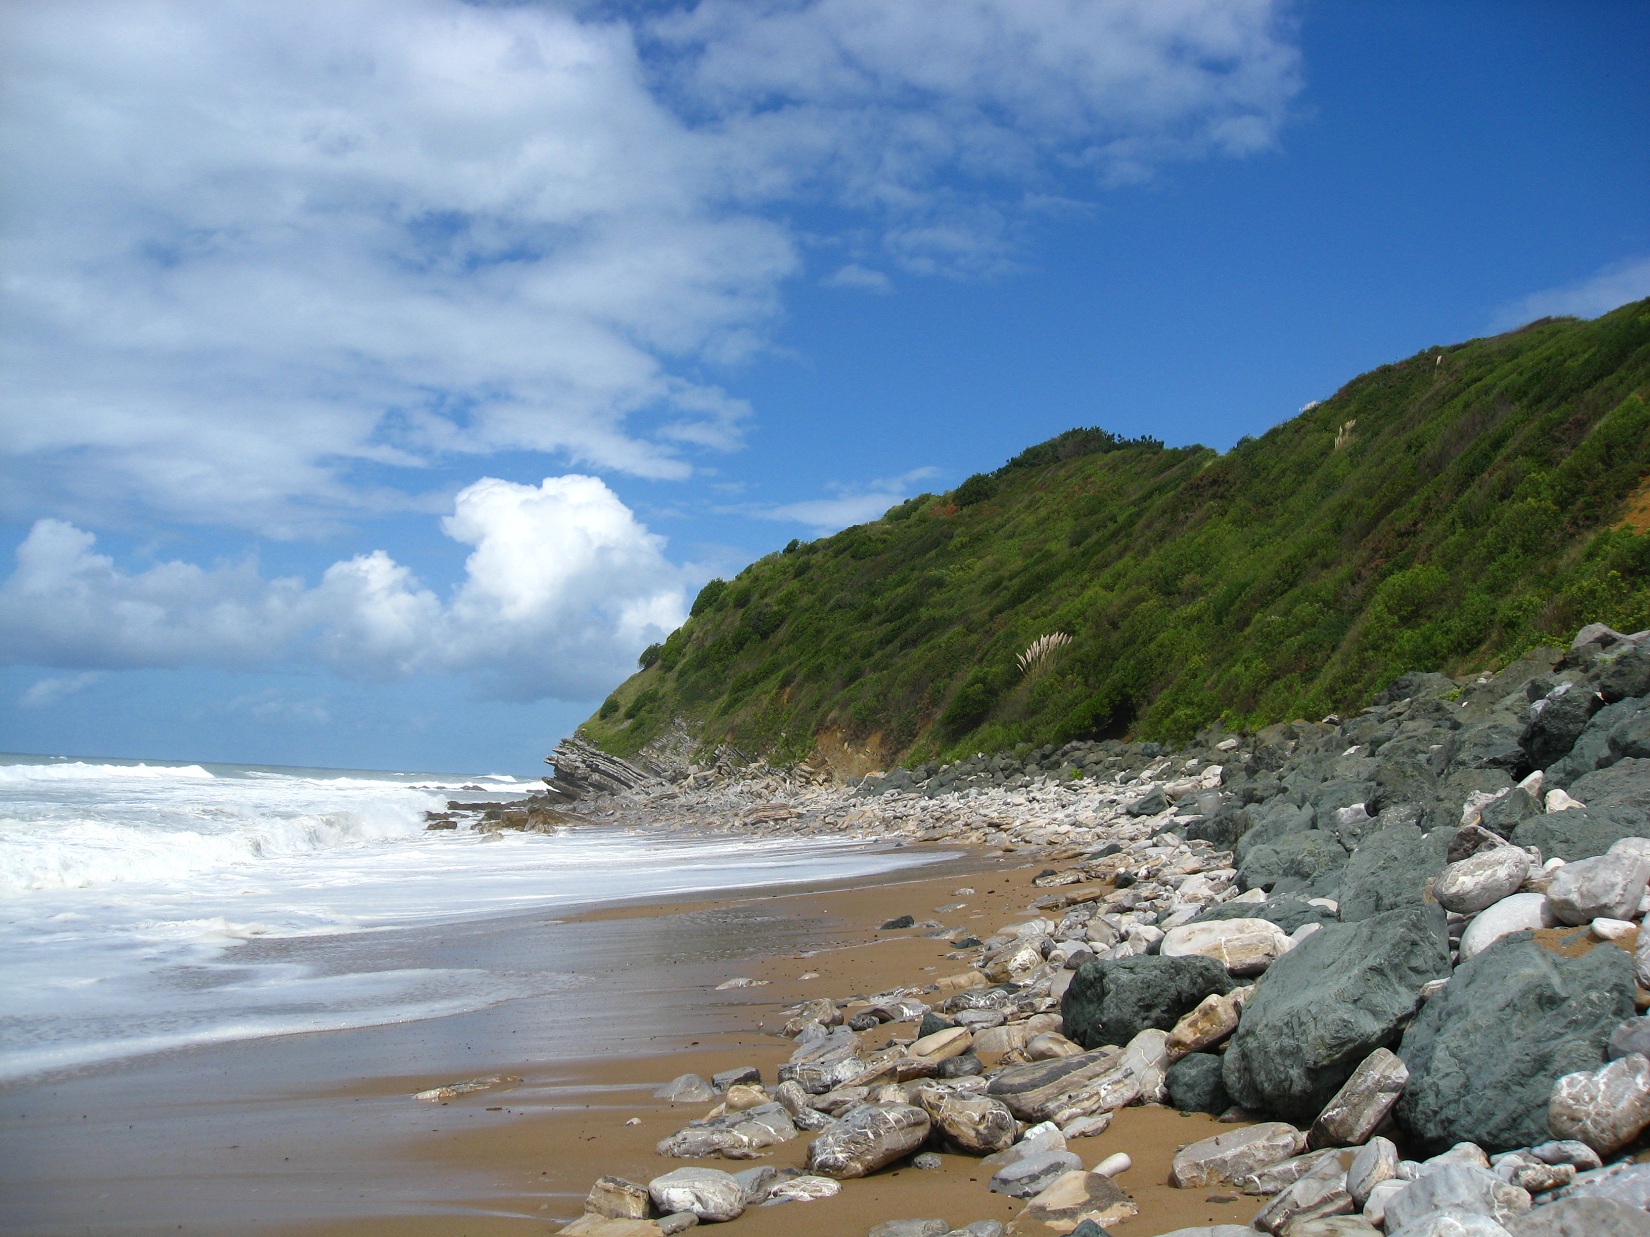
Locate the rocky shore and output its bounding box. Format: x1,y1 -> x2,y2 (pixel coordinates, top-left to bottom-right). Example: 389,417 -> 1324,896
454,623 -> 1650,1237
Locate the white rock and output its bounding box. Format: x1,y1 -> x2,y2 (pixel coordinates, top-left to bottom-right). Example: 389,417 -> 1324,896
1545,789 -> 1584,812
1458,893 -> 1557,961
1095,1151 -> 1132,1177
1546,853 -> 1650,925
1362,1177 -> 1407,1227
648,1168 -> 747,1222
1435,848 -> 1532,915
1161,917 -> 1291,976
1549,1053 -> 1650,1156
1593,917 -> 1638,942
1517,770 -> 1545,798
1387,1212 -> 1513,1236
1291,922 -> 1324,947
1383,1165 -> 1530,1233
763,1175 -> 840,1203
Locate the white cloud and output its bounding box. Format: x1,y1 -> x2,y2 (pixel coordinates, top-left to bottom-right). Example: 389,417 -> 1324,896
0,0 -> 1299,534
823,263 -> 893,293
1492,256 -> 1650,331
19,672 -> 104,709
0,476 -> 687,701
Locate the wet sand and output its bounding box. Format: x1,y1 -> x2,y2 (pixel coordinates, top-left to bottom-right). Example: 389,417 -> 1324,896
2,843 -> 1262,1237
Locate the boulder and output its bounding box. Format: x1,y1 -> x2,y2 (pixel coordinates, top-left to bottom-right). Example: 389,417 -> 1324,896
929,1093 -> 1018,1155
1252,1151 -> 1354,1234
1237,1148 -> 1342,1196
655,1103 -> 798,1159
1224,903 -> 1450,1124
985,1047 -> 1138,1123
1522,688 -> 1604,771
1514,808 -> 1646,864
1013,1169 -> 1138,1232
1347,1136 -> 1401,1208
1237,830 -> 1349,897
1529,1140 -> 1602,1170
1167,1052 -> 1231,1115
806,1102 -> 931,1179
1444,723 -> 1529,778
1545,852 -> 1650,925
1128,786 -> 1169,816
1309,1048 -> 1410,1148
648,1168 -> 747,1223
1481,789 -> 1544,839
989,1148 -> 1083,1198
1382,1165 -> 1530,1233
1061,954 -> 1234,1049
1336,825 -> 1450,922
1548,1053 -> 1650,1156
586,1176 -> 652,1220
1600,652 -> 1650,704
1385,1214 -> 1514,1236
1170,1121 -> 1305,1188
1161,918 -> 1291,977
1396,934 -> 1635,1154
1507,1197 -> 1650,1235
1435,848 -> 1533,915
656,1074 -> 717,1103
1458,894 -> 1556,962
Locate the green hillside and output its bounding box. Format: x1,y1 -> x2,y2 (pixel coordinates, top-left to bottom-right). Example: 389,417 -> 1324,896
583,301 -> 1650,768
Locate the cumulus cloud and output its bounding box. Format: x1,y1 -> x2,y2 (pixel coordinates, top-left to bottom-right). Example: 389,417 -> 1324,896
1492,256 -> 1650,331
0,0 -> 1300,533
0,477 -> 687,701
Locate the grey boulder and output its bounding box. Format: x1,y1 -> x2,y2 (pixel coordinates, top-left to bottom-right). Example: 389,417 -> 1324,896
648,1167 -> 747,1222
1167,1052 -> 1231,1115
1336,824 -> 1450,921
1061,954 -> 1234,1049
1397,933 -> 1635,1154
1508,1197 -> 1650,1235
1383,1165 -> 1531,1233
1223,903 -> 1450,1124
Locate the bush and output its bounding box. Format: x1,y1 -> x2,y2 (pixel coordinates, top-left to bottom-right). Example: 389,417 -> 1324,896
638,642 -> 663,670
953,473 -> 998,507
689,578 -> 728,617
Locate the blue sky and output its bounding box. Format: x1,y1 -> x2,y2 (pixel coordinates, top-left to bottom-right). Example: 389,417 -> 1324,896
3,0 -> 1647,775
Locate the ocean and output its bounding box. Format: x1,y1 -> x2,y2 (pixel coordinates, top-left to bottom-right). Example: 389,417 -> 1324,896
0,753 -> 932,1084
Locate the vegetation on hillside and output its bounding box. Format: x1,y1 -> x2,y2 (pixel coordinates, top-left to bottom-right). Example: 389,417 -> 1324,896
584,301 -> 1650,767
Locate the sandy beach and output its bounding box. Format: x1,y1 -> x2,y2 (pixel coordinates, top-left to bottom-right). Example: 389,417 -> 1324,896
3,842 -> 1255,1237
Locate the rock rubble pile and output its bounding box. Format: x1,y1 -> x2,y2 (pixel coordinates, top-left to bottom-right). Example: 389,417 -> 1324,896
555,624 -> 1650,1237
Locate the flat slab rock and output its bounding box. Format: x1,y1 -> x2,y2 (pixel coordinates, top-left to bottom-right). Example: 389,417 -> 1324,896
1009,1168 -> 1137,1234
1170,1121 -> 1304,1188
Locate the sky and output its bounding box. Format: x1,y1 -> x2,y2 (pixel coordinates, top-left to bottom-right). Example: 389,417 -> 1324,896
2,0 -> 1647,775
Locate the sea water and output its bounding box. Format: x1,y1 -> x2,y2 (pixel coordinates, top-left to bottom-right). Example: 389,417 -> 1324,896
0,753 -> 931,1083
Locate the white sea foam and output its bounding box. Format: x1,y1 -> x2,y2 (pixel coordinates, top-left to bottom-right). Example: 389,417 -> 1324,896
0,753 -> 937,1083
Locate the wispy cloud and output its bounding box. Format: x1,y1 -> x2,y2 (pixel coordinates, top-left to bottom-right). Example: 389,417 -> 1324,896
19,672 -> 103,708
1491,255 -> 1650,331
823,264 -> 893,293
742,468 -> 942,533
1,0 -> 1300,536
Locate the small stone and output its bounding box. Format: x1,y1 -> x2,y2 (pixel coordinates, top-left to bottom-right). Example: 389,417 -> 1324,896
1546,852 -> 1650,926
1170,1121 -> 1306,1188
761,1175 -> 840,1204
912,1152 -> 943,1170
909,1027 -> 974,1062
1094,1152 -> 1131,1177
1026,1031 -> 1084,1060
1361,1177 -> 1406,1228
943,1224 -> 1004,1237
1592,917 -> 1637,942
1548,1053 -> 1650,1156
1060,1112 -> 1113,1139
806,1102 -> 931,1179
1165,992 -> 1242,1060
867,1221 -> 948,1237
1015,1169 -> 1139,1231
722,1084 -> 767,1112
1237,1149 -> 1341,1197
1435,847 -> 1532,915
1309,1048 -> 1409,1148
585,1176 -> 652,1220
1528,1140 -> 1602,1171
929,1093 -> 1018,1155
990,1147 -> 1084,1197
647,1168 -> 747,1223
